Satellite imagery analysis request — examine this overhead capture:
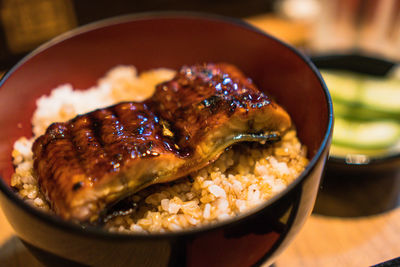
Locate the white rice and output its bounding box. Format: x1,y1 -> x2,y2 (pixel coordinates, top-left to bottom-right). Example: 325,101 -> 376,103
10,66 -> 308,233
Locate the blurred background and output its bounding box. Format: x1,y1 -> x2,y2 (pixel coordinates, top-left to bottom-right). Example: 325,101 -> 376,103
0,0 -> 275,69
0,0 -> 399,71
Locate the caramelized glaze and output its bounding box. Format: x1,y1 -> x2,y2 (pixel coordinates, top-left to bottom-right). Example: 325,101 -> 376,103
32,63 -> 292,222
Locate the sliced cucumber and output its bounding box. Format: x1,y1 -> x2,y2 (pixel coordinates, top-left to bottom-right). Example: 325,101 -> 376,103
321,70 -> 360,103
332,117 -> 400,150
361,78 -> 400,114
322,70 -> 400,116
333,101 -> 399,121
321,69 -> 400,156
332,101 -> 351,118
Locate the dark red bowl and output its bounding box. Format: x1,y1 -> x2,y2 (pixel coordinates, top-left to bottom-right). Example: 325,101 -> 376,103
0,13 -> 332,267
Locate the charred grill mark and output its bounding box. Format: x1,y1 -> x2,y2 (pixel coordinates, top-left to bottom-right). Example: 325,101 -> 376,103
72,181 -> 84,191
36,123 -> 69,158
108,104 -> 136,162
39,133 -> 87,210
68,115 -> 108,184
92,108 -> 127,173
77,115 -> 110,179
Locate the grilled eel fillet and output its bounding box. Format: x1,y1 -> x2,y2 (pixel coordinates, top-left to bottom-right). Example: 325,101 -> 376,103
32,63 -> 292,223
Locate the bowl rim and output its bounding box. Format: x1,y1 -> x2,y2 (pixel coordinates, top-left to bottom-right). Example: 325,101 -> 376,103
311,53 -> 400,168
0,11 -> 333,240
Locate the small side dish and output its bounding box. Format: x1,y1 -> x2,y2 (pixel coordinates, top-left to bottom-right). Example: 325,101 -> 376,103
321,70 -> 400,158
11,63 -> 308,233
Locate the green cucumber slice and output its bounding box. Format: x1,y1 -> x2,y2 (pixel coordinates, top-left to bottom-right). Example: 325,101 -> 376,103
333,101 -> 399,121
361,78 -> 400,114
332,117 -> 400,149
321,71 -> 360,103
322,70 -> 400,116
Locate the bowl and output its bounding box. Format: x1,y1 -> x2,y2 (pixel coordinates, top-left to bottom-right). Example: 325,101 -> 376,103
0,13 -> 332,266
312,54 -> 400,217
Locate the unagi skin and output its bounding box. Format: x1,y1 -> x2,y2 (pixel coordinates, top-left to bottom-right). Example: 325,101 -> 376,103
32,63 -> 292,223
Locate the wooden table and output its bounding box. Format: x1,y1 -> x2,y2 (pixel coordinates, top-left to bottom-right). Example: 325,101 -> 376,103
1,14 -> 399,267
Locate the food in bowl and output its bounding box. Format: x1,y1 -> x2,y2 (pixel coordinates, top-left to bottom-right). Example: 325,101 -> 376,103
321,70 -> 400,158
11,63 -> 308,233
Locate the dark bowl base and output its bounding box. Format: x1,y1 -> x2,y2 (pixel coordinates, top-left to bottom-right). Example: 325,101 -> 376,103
313,167 -> 400,217
22,239 -> 279,267
22,240 -> 88,267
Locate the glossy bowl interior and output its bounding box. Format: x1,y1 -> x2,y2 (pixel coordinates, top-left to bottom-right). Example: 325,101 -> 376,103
0,13 -> 332,266
312,54 -> 400,217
